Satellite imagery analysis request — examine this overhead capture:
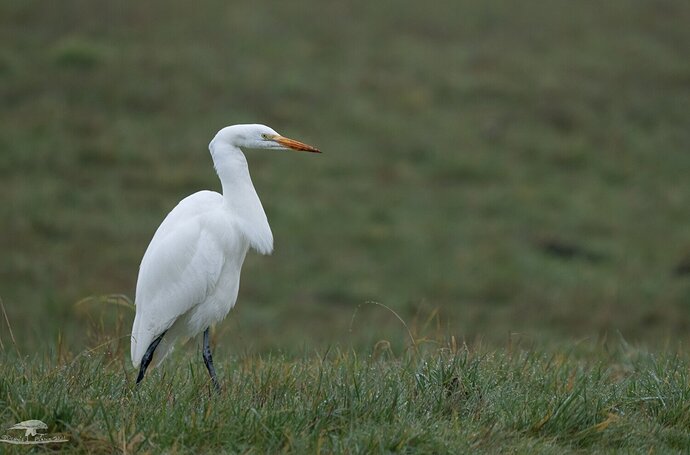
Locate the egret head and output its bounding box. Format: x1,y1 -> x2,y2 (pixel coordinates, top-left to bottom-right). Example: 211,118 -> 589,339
210,124 -> 320,154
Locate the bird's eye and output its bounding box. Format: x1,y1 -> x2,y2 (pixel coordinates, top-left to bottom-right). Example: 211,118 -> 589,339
261,133 -> 270,140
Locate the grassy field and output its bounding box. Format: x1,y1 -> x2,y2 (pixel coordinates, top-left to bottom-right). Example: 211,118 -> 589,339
1,338 -> 690,453
1,0 -> 690,452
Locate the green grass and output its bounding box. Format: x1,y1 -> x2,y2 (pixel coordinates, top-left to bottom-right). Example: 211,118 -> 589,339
1,0 -> 689,352
2,336 -> 689,453
1,0 -> 690,451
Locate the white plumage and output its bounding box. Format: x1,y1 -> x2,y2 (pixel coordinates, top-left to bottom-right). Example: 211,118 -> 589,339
130,124 -> 319,381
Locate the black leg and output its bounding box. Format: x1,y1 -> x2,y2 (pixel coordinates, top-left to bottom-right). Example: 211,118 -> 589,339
136,331 -> 166,385
203,327 -> 221,392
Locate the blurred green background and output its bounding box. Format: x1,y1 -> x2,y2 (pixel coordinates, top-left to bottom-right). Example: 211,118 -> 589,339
1,0 -> 689,355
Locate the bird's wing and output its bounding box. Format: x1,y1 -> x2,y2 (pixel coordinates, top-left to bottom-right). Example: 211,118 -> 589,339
130,191 -> 234,366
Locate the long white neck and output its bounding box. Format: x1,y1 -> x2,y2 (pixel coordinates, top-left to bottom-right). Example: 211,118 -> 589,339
210,143 -> 274,255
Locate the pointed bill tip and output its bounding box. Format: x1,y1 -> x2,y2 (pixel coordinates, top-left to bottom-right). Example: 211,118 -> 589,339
273,135 -> 321,153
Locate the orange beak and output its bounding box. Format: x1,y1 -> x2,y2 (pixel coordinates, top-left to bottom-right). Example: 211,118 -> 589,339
272,135 -> 321,153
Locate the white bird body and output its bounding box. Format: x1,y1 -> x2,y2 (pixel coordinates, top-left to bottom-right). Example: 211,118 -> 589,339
130,124 -> 319,376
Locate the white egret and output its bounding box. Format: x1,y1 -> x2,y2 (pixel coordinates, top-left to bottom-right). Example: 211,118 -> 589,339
131,124 -> 320,390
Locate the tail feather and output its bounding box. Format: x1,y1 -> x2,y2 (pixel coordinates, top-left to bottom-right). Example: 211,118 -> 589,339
130,314 -> 150,368
131,312 -> 187,369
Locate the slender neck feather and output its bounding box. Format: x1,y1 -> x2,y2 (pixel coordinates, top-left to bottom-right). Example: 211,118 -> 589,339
209,142 -> 274,255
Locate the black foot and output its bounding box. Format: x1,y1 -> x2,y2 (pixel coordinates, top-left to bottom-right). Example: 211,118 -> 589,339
203,327 -> 221,393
